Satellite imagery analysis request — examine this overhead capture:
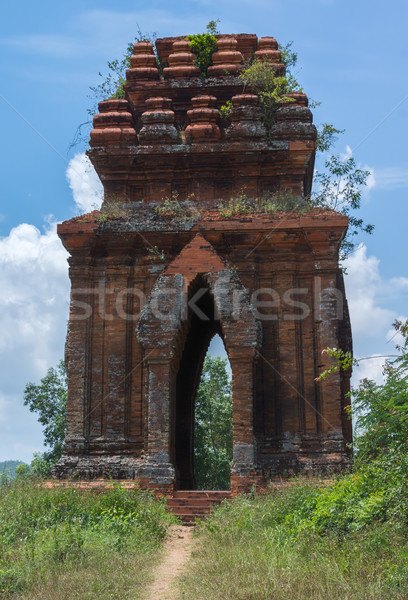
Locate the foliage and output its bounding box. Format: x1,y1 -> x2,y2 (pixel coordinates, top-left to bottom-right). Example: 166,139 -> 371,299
147,245 -> 167,261
194,356 -> 232,490
0,461 -> 24,479
317,319 -> 408,464
312,154 -> 374,260
219,99 -> 233,120
155,196 -> 183,216
180,482 -> 408,599
71,27 -> 158,149
237,40 -> 373,260
315,347 -> 358,382
278,41 -> 298,73
87,26 -> 158,115
304,320 -> 408,534
186,20 -> 219,78
349,319 -> 408,463
316,123 -> 345,152
0,478 -> 176,598
23,360 -> 67,469
288,454 -> 408,536
240,58 -> 301,133
218,190 -> 311,218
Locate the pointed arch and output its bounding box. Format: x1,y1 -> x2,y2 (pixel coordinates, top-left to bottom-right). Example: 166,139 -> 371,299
135,234 -> 262,490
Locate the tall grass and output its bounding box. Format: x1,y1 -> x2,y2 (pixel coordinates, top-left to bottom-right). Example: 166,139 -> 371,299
180,481 -> 408,600
0,475 -> 177,599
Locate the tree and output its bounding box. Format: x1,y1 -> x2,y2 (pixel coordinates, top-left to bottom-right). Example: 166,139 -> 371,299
194,356 -> 233,490
23,360 -> 67,471
317,319 -> 408,464
349,320 -> 408,464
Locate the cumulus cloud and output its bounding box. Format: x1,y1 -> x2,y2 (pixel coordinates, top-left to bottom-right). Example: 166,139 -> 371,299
344,244 -> 393,339
345,245 -> 407,388
66,152 -> 103,213
0,221 -> 69,461
0,152 -> 102,461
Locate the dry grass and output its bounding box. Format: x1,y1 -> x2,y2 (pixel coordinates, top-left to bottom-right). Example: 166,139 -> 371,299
0,477 -> 177,600
179,485 -> 408,600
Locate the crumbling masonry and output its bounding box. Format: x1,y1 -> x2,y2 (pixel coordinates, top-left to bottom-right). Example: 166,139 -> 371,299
54,34 -> 352,494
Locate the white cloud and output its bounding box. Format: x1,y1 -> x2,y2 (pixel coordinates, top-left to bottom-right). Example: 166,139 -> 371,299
390,277 -> 408,290
374,166 -> 408,190
0,152 -> 103,462
66,152 -> 103,213
0,221 -> 69,461
352,355 -> 386,386
344,244 -> 393,339
345,245 -> 407,389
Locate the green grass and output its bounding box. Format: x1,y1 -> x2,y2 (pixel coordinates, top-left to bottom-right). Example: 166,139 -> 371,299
180,481 -> 408,600
0,476 -> 177,599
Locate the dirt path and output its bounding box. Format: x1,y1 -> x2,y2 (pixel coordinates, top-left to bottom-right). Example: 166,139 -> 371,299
143,524 -> 194,600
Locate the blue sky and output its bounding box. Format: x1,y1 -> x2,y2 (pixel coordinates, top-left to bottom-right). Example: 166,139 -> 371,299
0,0 -> 407,461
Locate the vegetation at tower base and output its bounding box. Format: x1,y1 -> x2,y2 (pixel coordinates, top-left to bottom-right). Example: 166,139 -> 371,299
179,483 -> 408,599
0,478 -> 177,599
176,321 -> 408,598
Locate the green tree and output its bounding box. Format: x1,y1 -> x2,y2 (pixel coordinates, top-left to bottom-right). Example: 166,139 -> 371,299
194,355 -> 233,490
349,319 -> 408,464
317,319 -> 408,464
312,154 -> 374,261
23,360 -> 67,471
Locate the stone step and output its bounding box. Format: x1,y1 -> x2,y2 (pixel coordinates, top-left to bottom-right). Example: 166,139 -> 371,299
167,498 -> 216,508
173,490 -> 230,499
170,506 -> 212,515
167,490 -> 230,523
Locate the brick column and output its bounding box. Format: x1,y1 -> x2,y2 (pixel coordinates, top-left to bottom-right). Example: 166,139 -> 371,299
102,255 -> 129,446
314,271 -> 344,435
229,348 -> 256,474
139,351 -> 176,486
63,256 -> 93,453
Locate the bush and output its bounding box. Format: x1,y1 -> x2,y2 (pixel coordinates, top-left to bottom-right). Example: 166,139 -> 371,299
186,20 -> 219,78
180,482 -> 408,600
0,478 -> 177,598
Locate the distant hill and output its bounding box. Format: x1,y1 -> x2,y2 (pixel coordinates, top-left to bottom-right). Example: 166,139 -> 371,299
0,460 -> 25,477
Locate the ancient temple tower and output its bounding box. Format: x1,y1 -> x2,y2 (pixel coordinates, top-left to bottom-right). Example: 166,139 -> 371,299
55,34 -> 352,494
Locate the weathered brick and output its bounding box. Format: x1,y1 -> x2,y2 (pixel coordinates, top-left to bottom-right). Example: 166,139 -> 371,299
53,33 -> 352,491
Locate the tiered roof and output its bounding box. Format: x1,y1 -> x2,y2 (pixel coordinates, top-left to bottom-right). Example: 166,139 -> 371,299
88,34 -> 316,204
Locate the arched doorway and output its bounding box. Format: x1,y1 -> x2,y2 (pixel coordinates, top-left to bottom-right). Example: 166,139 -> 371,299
136,239 -> 262,492
174,279 -> 232,489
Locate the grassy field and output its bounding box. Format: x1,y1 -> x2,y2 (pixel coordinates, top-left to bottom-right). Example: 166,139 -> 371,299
3,472 -> 408,599
0,476 -> 177,600
180,481 -> 408,600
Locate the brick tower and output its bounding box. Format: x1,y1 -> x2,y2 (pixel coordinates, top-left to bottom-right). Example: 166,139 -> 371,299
55,34 -> 352,494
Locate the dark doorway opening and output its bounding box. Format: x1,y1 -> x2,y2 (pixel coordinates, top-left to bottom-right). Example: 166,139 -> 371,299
174,280 -> 232,490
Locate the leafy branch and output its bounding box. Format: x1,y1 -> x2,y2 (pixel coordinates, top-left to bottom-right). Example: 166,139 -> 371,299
186,19 -> 220,78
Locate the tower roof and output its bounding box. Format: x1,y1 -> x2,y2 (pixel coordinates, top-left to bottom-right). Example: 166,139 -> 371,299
88,33 -> 316,205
